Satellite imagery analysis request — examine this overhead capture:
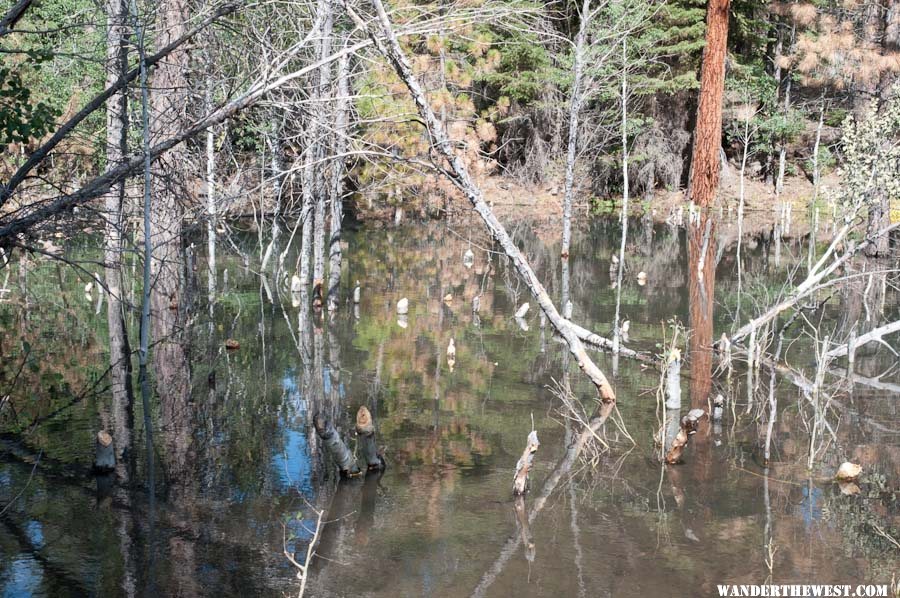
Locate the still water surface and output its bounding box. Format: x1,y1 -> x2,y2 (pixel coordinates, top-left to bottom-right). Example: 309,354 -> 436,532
0,216 -> 897,596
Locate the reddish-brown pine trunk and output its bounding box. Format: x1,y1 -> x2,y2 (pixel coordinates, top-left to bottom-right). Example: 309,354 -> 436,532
688,0 -> 731,208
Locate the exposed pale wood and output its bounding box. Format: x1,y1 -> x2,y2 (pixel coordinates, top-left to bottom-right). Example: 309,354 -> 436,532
568,320 -> 653,362
824,320 -> 900,359
725,222 -> 900,347
561,0 -> 590,258
512,430 -> 539,495
94,430 -> 116,473
664,409 -> 706,464
355,406 -> 384,471
327,53 -> 351,309
471,414 -> 605,597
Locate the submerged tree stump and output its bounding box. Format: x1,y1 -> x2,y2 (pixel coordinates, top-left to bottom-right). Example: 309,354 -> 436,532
93,430 -> 115,473
314,413 -> 360,477
665,409 -> 706,464
355,406 -> 384,471
512,430 -> 540,495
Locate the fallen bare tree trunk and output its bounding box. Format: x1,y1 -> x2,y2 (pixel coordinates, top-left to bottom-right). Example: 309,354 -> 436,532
824,319 -> 900,359
0,37 -> 372,242
724,222 -> 899,347
828,367 -> 900,393
350,0 -> 616,411
568,320 -> 654,362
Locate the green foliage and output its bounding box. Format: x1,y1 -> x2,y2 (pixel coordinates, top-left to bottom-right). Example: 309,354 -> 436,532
728,0 -> 770,59
589,196 -> 618,215
1,0 -> 104,165
825,108 -> 848,128
724,62 -> 805,162
627,0 -> 707,95
0,63 -> 60,150
479,39 -> 551,104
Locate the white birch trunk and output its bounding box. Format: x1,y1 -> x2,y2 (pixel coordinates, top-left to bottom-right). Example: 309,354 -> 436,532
612,37 -> 628,355
205,80 -> 216,300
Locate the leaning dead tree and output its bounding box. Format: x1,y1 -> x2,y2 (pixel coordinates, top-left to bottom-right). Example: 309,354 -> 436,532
0,4 -> 470,244
348,0 -> 617,417
723,85 -> 900,350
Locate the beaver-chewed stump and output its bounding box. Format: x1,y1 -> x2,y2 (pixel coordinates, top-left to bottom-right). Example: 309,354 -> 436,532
355,406 -> 385,472
314,413 -> 360,477
512,430 -> 540,495
93,430 -> 116,474
665,408 -> 706,464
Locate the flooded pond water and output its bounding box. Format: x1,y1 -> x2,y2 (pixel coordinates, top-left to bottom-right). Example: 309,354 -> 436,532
0,215 -> 898,596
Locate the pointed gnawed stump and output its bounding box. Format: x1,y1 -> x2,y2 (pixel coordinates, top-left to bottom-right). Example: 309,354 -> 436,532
93,430 -> 115,473
512,430 -> 539,495
665,409 -> 706,464
355,406 -> 385,471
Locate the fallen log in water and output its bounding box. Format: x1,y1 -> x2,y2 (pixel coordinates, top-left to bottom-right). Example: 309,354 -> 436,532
824,319 -> 900,359
723,223 -> 900,349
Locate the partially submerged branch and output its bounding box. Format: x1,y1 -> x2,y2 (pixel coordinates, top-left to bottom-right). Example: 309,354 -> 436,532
471,414 -> 606,598
724,222 -> 899,348
284,503 -> 326,598
824,320 -> 900,359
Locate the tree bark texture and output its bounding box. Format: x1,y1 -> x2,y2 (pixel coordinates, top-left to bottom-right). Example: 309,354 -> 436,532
149,0 -> 192,419
561,0 -> 590,258
327,53 -> 351,309
103,0 -> 134,461
688,0 -> 731,208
